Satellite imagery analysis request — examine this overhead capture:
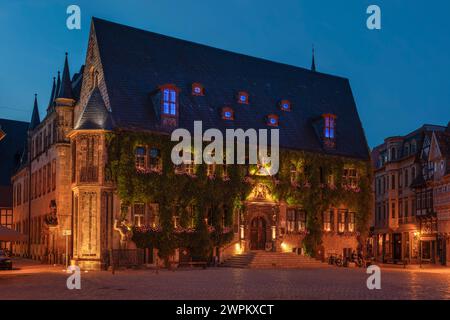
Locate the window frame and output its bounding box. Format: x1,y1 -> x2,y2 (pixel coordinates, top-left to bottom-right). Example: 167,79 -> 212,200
279,100 -> 291,112
159,84 -> 180,117
267,114 -> 279,127
222,107 -> 235,120
237,91 -> 249,104
191,82 -> 205,96
323,113 -> 336,139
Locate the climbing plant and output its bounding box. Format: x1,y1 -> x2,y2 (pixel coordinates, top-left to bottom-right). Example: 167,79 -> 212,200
106,131 -> 372,263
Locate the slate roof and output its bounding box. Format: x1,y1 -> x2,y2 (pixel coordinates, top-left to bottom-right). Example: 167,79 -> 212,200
91,17 -> 370,160
0,119 -> 29,186
75,87 -> 113,130
435,129 -> 450,175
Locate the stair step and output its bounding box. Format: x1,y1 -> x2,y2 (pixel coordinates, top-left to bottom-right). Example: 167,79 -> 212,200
221,251 -> 325,269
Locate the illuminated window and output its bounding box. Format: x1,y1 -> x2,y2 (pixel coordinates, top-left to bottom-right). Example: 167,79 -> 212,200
323,210 -> 334,232
133,203 -> 145,226
267,114 -> 279,127
192,83 -> 204,96
287,209 -> 306,233
280,100 -> 291,111
135,146 -> 147,170
343,168 -> 358,188
160,85 -> 178,116
323,114 -> 336,139
222,107 -> 234,120
338,209 -> 347,233
290,164 -> 298,185
347,212 -> 355,232
148,147 -> 162,172
237,91 -> 249,104
175,152 -> 194,176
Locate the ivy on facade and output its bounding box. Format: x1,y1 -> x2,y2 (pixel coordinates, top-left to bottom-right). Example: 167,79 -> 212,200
106,131 -> 372,263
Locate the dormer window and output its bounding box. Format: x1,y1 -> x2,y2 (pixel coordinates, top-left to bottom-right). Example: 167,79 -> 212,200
280,100 -> 291,111
267,114 -> 279,127
323,114 -> 336,139
237,91 -> 249,104
192,83 -> 204,96
222,107 -> 234,120
159,84 -> 179,116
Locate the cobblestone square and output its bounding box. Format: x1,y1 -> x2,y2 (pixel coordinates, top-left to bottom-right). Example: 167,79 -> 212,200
0,259 -> 449,300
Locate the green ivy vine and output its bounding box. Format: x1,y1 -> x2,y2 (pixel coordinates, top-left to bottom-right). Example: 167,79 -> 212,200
106,131 -> 372,263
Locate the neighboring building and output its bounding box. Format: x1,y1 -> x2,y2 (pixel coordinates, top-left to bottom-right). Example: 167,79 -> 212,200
0,118 -> 29,251
418,125 -> 450,265
372,123 -> 450,265
11,61 -> 84,262
12,18 -> 371,270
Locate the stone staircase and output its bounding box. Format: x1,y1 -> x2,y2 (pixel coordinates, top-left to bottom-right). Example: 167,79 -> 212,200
221,251 -> 326,269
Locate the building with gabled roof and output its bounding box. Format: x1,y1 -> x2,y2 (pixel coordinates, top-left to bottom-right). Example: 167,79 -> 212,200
12,17 -> 372,269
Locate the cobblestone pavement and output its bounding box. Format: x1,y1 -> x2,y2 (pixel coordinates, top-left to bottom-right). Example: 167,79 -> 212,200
1,259 -> 450,300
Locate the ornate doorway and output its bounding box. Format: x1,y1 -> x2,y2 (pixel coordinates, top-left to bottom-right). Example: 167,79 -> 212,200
250,217 -> 266,250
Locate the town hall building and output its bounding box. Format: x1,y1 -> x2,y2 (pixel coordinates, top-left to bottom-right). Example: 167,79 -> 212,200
11,18 -> 371,269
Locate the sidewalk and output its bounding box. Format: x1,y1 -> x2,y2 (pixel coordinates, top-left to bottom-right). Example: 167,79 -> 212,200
0,258 -> 66,275
377,262 -> 450,274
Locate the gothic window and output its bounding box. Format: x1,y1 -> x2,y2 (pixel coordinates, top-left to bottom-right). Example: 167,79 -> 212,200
79,136 -> 99,183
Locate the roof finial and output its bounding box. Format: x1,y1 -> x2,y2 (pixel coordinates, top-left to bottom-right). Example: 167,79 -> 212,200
57,52 -> 73,99
311,45 -> 316,72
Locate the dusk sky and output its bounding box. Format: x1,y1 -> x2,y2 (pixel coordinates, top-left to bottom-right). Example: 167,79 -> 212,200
0,0 -> 449,148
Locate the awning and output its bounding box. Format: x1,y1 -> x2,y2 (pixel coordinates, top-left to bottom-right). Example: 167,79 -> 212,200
0,225 -> 27,241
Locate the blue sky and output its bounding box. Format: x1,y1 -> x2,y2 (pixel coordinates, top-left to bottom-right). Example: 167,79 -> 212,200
0,0 -> 449,148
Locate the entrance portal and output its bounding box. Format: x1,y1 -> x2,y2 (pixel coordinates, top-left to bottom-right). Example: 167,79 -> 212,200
250,217 -> 266,250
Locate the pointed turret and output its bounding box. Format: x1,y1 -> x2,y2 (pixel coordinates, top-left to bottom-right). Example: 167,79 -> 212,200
57,52 -> 73,99
29,94 -> 40,131
311,46 -> 316,72
47,77 -> 56,112
55,71 -> 61,98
